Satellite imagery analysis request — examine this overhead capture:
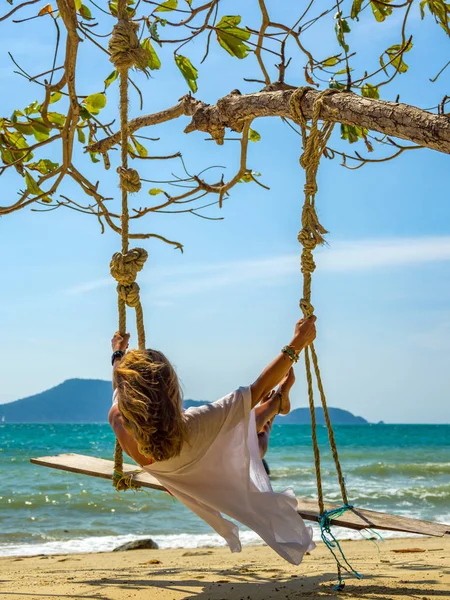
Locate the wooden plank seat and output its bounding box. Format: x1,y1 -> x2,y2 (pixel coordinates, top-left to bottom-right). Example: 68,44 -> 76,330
30,453 -> 450,537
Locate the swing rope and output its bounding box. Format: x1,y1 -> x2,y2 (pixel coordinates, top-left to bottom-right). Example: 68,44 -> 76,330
108,0 -> 149,491
290,87 -> 362,588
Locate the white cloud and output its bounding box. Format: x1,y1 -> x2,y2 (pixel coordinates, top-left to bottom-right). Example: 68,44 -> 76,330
67,278 -> 113,295
318,236 -> 450,271
66,236 -> 450,298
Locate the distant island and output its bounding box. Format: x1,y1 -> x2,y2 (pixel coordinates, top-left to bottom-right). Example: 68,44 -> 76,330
0,379 -> 369,424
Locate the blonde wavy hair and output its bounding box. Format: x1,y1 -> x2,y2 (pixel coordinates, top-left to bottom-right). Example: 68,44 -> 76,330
115,349 -> 186,462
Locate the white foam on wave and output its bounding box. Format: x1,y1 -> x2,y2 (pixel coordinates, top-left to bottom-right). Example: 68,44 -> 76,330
0,531 -> 263,558
2,516 -> 442,558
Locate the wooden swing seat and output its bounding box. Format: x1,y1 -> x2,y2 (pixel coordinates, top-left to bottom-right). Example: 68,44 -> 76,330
30,453 -> 450,537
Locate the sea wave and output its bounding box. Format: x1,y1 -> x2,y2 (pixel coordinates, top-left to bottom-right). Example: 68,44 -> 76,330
323,484 -> 450,505
352,462 -> 450,477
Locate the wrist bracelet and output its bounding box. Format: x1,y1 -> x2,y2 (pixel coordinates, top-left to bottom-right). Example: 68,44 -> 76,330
111,350 -> 125,365
281,345 -> 300,363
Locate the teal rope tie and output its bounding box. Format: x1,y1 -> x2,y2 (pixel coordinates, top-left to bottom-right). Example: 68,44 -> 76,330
319,504 -> 363,591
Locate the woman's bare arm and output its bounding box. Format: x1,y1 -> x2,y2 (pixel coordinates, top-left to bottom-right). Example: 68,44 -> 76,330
108,405 -> 152,466
250,317 -> 316,409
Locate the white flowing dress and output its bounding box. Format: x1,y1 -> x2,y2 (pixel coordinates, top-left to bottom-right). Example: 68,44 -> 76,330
113,386 -> 315,565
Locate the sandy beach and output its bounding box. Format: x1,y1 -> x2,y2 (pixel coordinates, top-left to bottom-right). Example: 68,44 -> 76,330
1,535 -> 448,600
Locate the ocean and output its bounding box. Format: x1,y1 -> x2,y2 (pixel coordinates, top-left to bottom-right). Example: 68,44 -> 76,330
1,423 -> 449,557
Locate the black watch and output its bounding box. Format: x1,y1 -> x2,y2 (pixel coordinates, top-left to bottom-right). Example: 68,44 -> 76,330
111,350 -> 125,365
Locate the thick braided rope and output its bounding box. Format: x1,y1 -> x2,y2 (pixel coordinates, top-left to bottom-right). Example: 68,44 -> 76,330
290,87 -> 348,507
304,346 -> 324,514
109,0 -> 147,491
310,344 -> 348,504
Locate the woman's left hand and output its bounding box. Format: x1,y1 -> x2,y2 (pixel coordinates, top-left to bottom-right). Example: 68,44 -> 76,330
111,331 -> 130,352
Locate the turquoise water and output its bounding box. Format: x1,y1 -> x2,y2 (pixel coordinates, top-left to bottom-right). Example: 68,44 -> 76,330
1,423 -> 449,556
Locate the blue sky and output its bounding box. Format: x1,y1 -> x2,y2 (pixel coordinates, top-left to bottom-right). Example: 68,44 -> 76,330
1,1 -> 449,424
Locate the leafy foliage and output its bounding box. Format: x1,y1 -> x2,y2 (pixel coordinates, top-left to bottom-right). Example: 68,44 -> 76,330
0,0 -> 449,240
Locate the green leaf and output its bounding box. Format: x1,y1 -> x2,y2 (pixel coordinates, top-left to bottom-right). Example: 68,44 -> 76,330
351,0 -> 364,19
109,0 -> 136,17
334,16 -> 350,52
47,112 -> 66,126
370,0 -> 393,22
141,38 -> 161,70
14,123 -> 34,136
174,54 -> 198,93
79,106 -> 93,121
155,0 -> 177,11
335,67 -> 353,75
75,0 -> 82,9
89,152 -> 100,163
131,136 -> 148,157
104,70 -> 118,89
249,128 -> 261,142
329,78 -> 346,90
83,93 -> 107,115
149,188 -> 163,195
2,130 -> 30,162
25,171 -> 44,196
24,101 -> 41,116
27,159 -> 59,174
322,56 -> 340,67
340,123 -> 368,144
147,20 -> 161,45
420,0 -> 450,34
216,15 -> 251,59
1,148 -> 14,164
239,170 -> 261,183
31,122 -> 50,142
78,3 -> 92,18
77,128 -> 86,144
361,83 -> 380,99
50,92 -> 62,104
380,40 -> 413,75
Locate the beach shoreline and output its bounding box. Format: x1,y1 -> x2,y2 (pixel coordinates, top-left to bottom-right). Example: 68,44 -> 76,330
1,535 -> 448,600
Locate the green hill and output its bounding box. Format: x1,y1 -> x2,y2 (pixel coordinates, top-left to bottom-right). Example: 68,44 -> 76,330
0,379 -> 368,424
274,407 -> 368,425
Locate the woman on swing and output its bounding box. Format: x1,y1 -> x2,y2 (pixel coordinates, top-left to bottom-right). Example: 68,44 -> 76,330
109,316 -> 317,565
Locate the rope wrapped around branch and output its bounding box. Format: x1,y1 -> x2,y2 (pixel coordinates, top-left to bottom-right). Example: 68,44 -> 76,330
290,87 -> 362,588
290,86 -> 360,587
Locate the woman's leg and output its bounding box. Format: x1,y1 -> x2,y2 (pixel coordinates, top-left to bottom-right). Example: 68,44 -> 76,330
256,368 -> 295,460
255,391 -> 280,432
258,422 -> 271,458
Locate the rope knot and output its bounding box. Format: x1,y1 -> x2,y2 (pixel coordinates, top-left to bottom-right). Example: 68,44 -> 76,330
110,247 -> 148,287
304,182 -> 318,196
300,298 -> 315,318
297,229 -> 317,250
301,248 -> 316,275
301,204 -> 328,246
117,281 -> 141,308
118,166 -> 141,193
108,19 -> 149,71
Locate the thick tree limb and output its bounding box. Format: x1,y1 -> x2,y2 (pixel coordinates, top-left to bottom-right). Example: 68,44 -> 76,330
90,87 -> 450,155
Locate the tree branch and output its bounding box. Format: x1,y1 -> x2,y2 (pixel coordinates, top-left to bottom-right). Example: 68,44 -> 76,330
88,87 -> 450,156
87,95 -> 205,153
